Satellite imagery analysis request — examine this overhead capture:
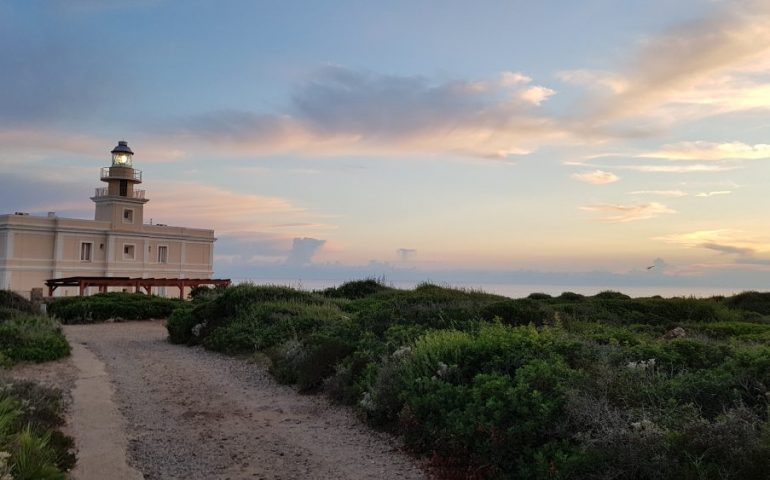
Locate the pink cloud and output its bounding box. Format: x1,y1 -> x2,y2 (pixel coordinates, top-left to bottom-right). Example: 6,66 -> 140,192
571,169 -> 619,184
581,202 -> 676,222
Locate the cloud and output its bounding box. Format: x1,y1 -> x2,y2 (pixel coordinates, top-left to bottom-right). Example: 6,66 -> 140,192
557,69 -> 628,94
519,86 -> 556,105
700,242 -> 755,256
169,66 -> 564,159
576,2 -> 770,127
285,237 -> 326,266
695,190 -> 732,197
565,157 -> 739,174
0,12 -> 119,127
214,232 -> 292,263
571,169 -> 619,184
629,190 -> 688,197
0,173 -> 90,217
655,229 -> 768,258
655,229 -> 739,247
624,164 -> 738,173
396,248 -> 417,261
0,129 -> 187,165
146,181 -> 331,235
581,202 -> 676,222
640,141 -> 770,161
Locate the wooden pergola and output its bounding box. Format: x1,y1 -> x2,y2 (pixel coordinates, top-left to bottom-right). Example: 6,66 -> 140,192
45,276 -> 231,299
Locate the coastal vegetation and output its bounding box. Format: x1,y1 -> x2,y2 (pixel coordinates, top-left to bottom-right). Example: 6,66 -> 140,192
48,292 -> 183,324
0,380 -> 75,480
0,292 -> 69,366
167,281 -> 770,479
0,291 -> 74,479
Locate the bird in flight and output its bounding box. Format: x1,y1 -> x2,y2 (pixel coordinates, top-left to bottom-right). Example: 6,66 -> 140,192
646,265 -> 655,270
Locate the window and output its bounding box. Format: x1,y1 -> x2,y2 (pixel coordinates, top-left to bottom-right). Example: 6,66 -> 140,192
119,180 -> 128,197
80,242 -> 93,262
123,244 -> 135,260
123,209 -> 134,224
157,245 -> 168,264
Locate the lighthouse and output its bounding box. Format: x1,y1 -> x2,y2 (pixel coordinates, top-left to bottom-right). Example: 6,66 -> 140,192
91,141 -> 149,229
1,140 -> 218,298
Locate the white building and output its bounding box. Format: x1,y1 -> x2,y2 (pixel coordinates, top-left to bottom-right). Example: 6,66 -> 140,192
0,141 -> 216,297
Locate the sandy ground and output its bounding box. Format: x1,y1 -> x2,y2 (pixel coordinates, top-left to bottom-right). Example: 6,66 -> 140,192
11,320 -> 427,480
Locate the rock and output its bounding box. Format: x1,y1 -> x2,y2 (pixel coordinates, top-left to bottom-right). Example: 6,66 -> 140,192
663,327 -> 686,339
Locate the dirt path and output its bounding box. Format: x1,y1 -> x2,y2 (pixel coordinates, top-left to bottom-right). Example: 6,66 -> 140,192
63,321 -> 427,480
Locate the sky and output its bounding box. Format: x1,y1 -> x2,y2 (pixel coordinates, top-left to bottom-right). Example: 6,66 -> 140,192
2,0 -> 770,291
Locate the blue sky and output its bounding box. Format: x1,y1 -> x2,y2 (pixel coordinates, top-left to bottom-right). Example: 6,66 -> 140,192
2,0 -> 770,289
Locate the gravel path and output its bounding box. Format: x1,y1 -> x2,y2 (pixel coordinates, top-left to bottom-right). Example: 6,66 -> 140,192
64,321 -> 427,480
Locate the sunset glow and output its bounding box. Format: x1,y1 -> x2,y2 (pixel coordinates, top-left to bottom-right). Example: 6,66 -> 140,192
3,0 -> 770,291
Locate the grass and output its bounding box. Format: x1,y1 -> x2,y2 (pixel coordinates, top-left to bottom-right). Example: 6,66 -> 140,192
166,281 -> 770,479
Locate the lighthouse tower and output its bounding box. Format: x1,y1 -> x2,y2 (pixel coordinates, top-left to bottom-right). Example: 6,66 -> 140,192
91,141 -> 149,230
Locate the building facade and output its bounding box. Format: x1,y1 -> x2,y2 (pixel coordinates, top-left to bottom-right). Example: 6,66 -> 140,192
0,141 -> 215,297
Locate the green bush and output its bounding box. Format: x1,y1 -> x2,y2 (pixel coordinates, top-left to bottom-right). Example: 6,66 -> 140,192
527,292 -> 552,300
201,301 -> 351,354
0,380 -> 74,478
322,279 -> 395,299
594,290 -> 631,300
167,280 -> 770,479
0,291 -> 35,314
723,290 -> 770,315
557,291 -> 584,301
268,335 -> 356,392
48,292 -> 183,324
188,284 -> 229,302
165,306 -> 197,344
480,299 -> 554,326
693,321 -> 770,339
347,283 -> 505,338
0,316 -> 70,363
391,326 -> 584,478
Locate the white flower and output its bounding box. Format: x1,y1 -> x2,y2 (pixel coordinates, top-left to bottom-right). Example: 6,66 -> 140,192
392,346 -> 411,359
359,392 -> 376,411
191,322 -> 207,337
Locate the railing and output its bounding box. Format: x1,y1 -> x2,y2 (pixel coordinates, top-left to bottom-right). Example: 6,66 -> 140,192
100,167 -> 142,182
93,187 -> 146,199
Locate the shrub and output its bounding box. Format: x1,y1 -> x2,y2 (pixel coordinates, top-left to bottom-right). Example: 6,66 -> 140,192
165,306 -> 197,344
0,380 -> 73,478
723,291 -> 770,315
558,291 -> 585,301
527,292 -> 552,300
168,280 -> 770,479
322,279 -> 395,299
594,290 -> 631,300
48,292 -> 183,324
348,283 -> 505,337
0,316 -> 70,363
201,300 -> 352,355
193,284 -> 328,335
393,326 -> 584,477
694,321 -> 770,339
188,284 -> 229,303
480,299 -> 554,326
270,335 -> 354,392
0,291 -> 35,314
